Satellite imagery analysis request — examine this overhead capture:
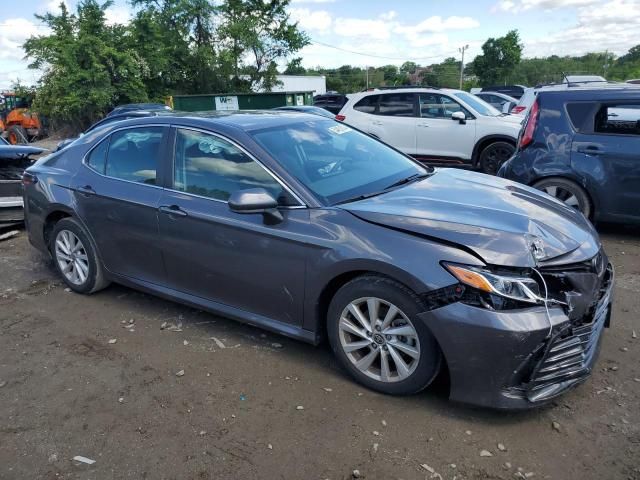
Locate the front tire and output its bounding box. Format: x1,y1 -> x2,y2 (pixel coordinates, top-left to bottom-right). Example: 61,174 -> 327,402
8,125 -> 28,145
533,177 -> 592,219
327,275 -> 441,395
50,217 -> 110,294
479,141 -> 515,175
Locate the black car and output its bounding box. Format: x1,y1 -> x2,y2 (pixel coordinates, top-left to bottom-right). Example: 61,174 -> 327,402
313,93 -> 348,115
55,111 -> 164,151
498,88 -> 640,224
0,137 -> 46,226
107,103 -> 172,117
23,112 -> 613,409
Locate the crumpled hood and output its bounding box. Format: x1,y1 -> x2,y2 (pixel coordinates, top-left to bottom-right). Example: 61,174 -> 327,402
0,145 -> 46,160
342,169 -> 600,267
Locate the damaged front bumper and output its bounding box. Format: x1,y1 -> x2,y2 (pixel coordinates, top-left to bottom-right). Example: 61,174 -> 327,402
418,262 -> 614,409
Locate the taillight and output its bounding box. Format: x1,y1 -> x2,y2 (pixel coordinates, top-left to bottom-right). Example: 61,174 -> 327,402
22,172 -> 38,186
335,114 -> 346,121
511,105 -> 526,114
518,100 -> 539,149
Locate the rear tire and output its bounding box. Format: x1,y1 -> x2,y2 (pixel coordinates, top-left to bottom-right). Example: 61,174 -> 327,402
479,141 -> 515,175
8,125 -> 28,145
327,275 -> 441,395
533,177 -> 592,219
50,217 -> 110,294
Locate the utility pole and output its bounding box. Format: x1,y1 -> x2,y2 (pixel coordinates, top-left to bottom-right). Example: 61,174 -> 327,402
366,65 -> 369,90
458,45 -> 469,90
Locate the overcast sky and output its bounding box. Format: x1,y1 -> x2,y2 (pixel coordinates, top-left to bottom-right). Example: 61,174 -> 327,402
0,0 -> 638,88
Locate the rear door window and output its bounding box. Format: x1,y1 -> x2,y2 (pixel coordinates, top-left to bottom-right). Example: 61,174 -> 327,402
378,93 -> 416,117
353,95 -> 378,114
105,127 -> 164,185
594,103 -> 640,135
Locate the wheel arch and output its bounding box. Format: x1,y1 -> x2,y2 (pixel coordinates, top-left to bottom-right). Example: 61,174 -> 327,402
529,174 -> 598,219
308,263 -> 429,344
42,207 -> 74,251
472,134 -> 517,167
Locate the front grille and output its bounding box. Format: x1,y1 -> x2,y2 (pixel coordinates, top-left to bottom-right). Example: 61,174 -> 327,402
525,264 -> 613,402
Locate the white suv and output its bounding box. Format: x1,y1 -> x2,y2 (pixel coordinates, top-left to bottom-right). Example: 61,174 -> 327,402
336,88 -> 523,174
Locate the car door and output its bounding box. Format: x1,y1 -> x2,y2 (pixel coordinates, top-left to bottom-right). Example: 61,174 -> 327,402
571,101 -> 640,220
71,125 -> 169,284
416,93 -> 476,161
157,126 -> 309,327
367,93 -> 417,155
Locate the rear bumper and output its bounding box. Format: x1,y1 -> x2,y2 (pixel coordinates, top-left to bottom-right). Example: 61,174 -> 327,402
418,265 -> 614,409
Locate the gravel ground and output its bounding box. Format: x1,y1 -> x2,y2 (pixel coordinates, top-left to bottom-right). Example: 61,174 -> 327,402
0,225 -> 639,480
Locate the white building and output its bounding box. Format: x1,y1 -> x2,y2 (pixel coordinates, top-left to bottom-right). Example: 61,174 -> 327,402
260,75 -> 327,95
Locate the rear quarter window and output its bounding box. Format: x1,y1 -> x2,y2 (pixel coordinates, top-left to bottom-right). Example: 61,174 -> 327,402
565,102 -> 598,132
86,138 -> 109,174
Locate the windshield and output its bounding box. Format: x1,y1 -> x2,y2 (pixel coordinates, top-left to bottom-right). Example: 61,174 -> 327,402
454,92 -> 501,116
250,120 -> 427,205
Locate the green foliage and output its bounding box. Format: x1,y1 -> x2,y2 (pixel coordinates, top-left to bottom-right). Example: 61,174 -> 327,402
284,57 -> 306,75
217,0 -> 309,91
24,0 -> 308,129
422,57 -> 461,88
471,30 -> 523,85
24,1 -> 148,130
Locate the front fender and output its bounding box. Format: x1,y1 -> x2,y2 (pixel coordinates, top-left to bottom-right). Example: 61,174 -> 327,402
301,209 -> 483,335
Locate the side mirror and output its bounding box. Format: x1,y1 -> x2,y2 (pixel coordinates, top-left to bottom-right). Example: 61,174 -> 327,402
451,111 -> 466,124
228,188 -> 283,224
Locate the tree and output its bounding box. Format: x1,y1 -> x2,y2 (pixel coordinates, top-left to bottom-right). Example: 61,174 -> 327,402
422,57 -> 460,88
283,57 -> 306,75
472,30 -> 523,86
217,0 -> 309,91
24,0 -> 147,130
400,61 -> 418,75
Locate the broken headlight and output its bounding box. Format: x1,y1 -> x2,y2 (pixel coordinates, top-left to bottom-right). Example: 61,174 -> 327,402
443,263 -> 544,305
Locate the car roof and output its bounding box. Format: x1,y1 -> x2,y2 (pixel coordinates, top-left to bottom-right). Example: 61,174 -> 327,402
93,110 -> 333,132
348,87 -> 463,101
537,87 -> 640,101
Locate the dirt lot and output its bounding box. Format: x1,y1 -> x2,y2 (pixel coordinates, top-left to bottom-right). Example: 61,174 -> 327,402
1,225 -> 639,480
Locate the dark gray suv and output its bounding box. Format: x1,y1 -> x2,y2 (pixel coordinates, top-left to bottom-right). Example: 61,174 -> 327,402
22,112 -> 613,409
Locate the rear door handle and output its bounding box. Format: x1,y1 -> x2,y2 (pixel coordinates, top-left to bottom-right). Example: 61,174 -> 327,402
159,205 -> 188,217
576,145 -> 603,155
76,185 -> 96,196
417,123 -> 429,127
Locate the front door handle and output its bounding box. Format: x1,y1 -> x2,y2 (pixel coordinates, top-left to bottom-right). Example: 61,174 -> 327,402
76,185 -> 96,196
372,120 -> 383,126
576,145 -> 603,155
159,205 -> 188,217
417,123 -> 430,127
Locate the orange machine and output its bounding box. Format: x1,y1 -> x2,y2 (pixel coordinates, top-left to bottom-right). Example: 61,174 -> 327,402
0,92 -> 46,144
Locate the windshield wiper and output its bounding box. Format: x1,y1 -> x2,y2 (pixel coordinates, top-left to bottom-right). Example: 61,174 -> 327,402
384,172 -> 431,190
334,190 -> 388,206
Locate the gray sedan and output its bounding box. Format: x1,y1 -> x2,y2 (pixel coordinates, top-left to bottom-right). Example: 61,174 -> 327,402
22,111 -> 613,409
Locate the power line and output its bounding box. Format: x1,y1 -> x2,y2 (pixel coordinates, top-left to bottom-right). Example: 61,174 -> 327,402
309,38 -> 460,62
